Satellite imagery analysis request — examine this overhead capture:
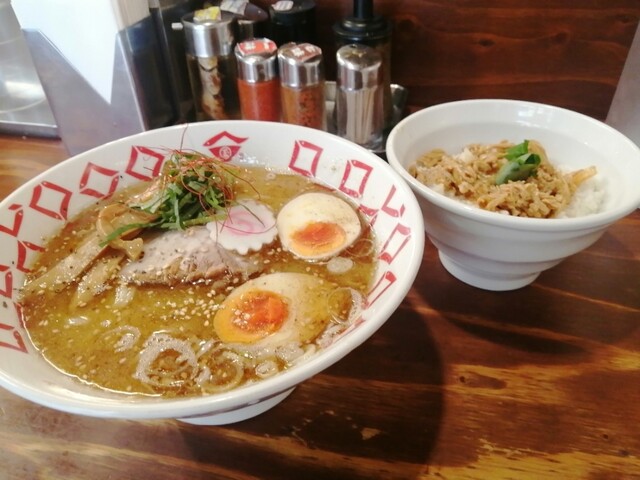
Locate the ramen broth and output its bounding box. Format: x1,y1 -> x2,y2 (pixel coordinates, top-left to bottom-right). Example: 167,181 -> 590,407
21,164 -> 377,397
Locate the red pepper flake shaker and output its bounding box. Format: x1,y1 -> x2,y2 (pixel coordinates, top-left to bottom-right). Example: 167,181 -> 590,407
235,38 -> 281,121
277,42 -> 326,130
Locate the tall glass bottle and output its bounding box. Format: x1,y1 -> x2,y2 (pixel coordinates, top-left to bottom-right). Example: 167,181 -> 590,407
181,10 -> 240,120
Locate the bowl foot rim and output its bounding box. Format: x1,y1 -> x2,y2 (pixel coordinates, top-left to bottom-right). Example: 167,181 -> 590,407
439,251 -> 540,291
177,388 -> 295,425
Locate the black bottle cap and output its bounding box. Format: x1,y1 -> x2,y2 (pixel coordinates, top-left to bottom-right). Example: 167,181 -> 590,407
269,0 -> 317,45
333,0 -> 391,45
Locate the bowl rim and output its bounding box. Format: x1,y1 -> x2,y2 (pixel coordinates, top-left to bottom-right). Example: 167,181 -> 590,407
0,120 -> 426,419
386,98 -> 640,231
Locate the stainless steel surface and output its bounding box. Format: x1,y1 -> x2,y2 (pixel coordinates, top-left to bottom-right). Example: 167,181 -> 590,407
333,0 -> 393,126
149,0 -> 201,123
277,43 -> 324,87
326,81 -> 407,156
235,38 -> 278,83
180,11 -> 240,120
335,44 -> 383,150
181,11 -> 238,57
336,44 -> 382,90
23,14 -> 173,155
0,0 -> 57,137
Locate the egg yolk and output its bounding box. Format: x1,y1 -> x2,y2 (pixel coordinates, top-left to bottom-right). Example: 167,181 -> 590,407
214,290 -> 289,343
291,221 -> 346,257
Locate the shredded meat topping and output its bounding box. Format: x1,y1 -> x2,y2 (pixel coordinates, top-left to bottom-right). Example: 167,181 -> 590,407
409,140 -> 597,218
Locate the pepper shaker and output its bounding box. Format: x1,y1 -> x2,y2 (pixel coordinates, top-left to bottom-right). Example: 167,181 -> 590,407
277,42 -> 326,130
333,0 -> 392,127
335,44 -> 383,150
235,38 -> 281,121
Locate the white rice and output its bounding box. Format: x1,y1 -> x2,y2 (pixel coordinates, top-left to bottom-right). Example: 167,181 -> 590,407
556,175 -> 607,218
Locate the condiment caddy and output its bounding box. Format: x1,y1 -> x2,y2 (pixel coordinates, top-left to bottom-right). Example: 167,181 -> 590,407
176,1 -> 406,155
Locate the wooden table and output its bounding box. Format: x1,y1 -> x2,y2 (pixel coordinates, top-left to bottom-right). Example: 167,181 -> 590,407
1,133 -> 639,479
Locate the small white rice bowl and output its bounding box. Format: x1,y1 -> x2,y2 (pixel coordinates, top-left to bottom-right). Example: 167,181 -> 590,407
386,99 -> 640,291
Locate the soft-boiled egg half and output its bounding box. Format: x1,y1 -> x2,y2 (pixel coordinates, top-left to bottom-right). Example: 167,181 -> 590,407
213,272 -> 337,349
276,192 -> 362,260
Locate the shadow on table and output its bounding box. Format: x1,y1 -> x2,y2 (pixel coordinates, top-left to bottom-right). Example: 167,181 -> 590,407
415,236 -> 640,356
179,303 -> 444,480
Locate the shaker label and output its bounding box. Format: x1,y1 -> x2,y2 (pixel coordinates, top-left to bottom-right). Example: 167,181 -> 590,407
220,0 -> 248,15
237,39 -> 277,56
288,43 -> 322,62
273,0 -> 294,11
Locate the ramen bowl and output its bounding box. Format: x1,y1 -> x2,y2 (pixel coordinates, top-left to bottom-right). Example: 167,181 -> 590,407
386,99 -> 640,291
0,121 -> 424,425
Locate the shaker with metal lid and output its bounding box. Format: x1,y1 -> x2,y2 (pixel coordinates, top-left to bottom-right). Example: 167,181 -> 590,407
180,9 -> 240,120
333,0 -> 392,127
235,38 -> 281,121
335,44 -> 383,150
278,42 -> 326,130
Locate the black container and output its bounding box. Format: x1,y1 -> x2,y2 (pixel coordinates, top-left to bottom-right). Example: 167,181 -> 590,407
268,0 -> 317,46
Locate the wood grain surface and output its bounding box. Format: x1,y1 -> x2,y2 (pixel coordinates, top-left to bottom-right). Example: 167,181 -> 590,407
2,0 -> 640,478
1,134 -> 639,479
255,0 -> 640,121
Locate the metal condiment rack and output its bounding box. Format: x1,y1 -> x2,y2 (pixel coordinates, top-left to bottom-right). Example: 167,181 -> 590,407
324,81 -> 408,156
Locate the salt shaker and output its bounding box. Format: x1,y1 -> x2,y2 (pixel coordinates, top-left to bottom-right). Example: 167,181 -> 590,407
335,44 -> 383,150
235,38 -> 281,121
277,42 -> 326,130
333,0 -> 392,127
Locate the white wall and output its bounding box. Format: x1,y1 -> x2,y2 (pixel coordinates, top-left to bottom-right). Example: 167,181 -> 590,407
607,22 -> 640,148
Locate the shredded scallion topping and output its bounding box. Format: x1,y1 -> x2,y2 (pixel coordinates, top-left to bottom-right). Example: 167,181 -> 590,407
100,151 -> 239,245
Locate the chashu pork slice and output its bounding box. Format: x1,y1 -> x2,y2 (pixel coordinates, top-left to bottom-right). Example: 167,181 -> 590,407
118,226 -> 258,286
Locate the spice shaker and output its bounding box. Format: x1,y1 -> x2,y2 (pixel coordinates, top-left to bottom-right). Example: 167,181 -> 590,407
333,0 -> 392,127
268,0 -> 317,46
180,8 -> 241,120
335,44 -> 383,150
278,42 -> 326,130
235,38 -> 281,121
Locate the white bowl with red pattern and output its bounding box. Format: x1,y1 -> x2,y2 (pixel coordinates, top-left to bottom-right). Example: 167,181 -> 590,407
0,121 -> 424,425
